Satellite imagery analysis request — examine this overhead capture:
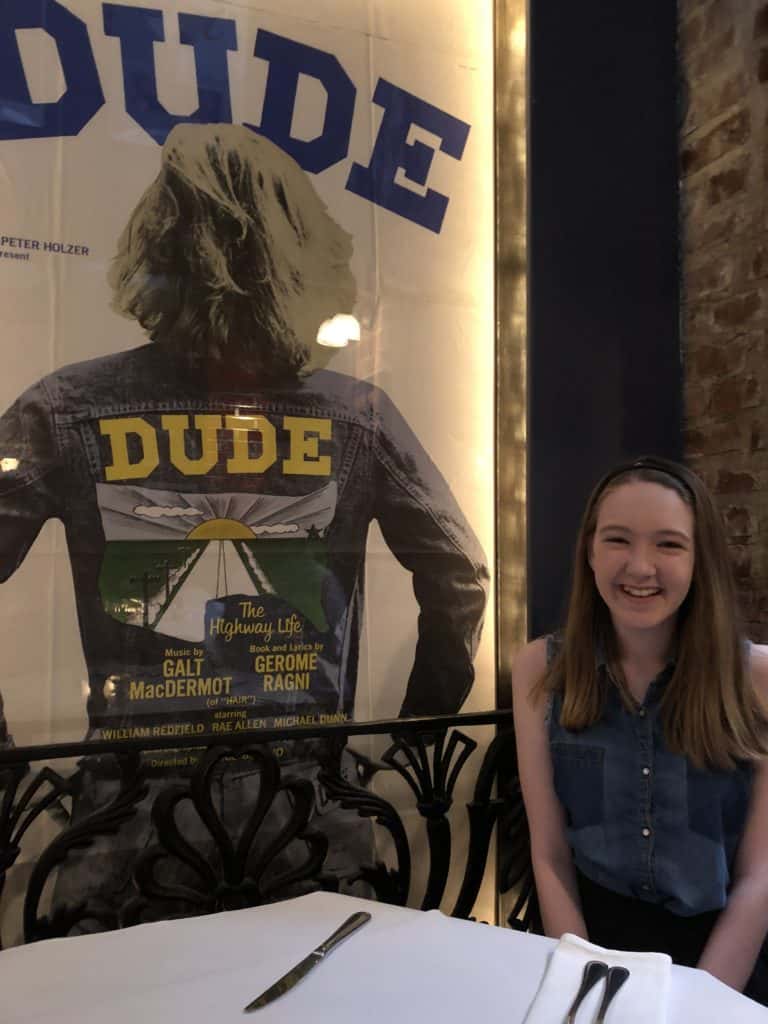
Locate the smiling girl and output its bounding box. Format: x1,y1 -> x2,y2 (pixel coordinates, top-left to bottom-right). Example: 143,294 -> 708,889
513,457 -> 768,1003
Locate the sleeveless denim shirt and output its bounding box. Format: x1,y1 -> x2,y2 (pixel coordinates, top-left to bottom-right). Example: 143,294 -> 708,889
547,636 -> 754,916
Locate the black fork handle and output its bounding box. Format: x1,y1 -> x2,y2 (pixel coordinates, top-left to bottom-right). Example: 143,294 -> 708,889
565,960 -> 608,1023
595,966 -> 630,1024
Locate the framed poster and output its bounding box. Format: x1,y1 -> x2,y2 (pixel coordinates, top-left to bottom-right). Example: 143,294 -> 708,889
0,0 -> 527,936
0,0 -> 507,745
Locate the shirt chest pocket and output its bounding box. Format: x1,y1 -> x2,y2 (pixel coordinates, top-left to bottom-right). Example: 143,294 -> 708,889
550,742 -> 605,829
687,762 -> 751,847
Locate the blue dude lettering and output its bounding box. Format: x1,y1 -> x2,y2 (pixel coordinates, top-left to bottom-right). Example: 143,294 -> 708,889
0,2 -> 471,232
346,79 -> 471,234
102,4 -> 237,145
249,30 -> 355,174
0,0 -> 104,141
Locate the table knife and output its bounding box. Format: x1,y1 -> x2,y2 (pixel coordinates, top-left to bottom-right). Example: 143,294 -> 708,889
243,911 -> 371,1013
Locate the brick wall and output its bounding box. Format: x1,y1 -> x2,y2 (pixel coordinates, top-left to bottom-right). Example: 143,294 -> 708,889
679,0 -> 768,641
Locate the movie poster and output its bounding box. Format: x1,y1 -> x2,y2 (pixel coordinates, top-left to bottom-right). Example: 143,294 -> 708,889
0,0 -> 496,926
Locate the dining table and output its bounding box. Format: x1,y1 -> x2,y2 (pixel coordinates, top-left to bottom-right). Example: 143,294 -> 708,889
2,890 -> 766,1022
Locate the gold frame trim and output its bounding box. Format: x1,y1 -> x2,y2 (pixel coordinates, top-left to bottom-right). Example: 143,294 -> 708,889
495,0 -> 527,926
495,0 -> 527,701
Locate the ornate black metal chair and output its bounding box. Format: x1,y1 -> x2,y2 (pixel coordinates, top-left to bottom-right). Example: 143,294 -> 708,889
0,711 -> 539,946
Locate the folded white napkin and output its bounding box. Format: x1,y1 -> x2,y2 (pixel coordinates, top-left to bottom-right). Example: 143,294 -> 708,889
523,933 -> 671,1024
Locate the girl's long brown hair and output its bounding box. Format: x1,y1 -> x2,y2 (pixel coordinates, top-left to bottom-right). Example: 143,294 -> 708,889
538,456 -> 768,770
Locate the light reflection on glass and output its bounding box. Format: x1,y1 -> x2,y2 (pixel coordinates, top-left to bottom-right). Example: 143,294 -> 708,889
103,675 -> 120,700
316,313 -> 361,348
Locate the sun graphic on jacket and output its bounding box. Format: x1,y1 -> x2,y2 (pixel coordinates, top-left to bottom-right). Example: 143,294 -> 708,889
186,518 -> 256,540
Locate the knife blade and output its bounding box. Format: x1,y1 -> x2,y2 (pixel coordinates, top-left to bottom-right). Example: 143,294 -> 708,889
243,910 -> 371,1012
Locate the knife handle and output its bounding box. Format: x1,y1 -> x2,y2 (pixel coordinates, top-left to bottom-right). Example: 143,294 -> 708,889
316,911 -> 371,957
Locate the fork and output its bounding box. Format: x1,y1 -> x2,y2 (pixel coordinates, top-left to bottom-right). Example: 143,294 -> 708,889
594,966 -> 630,1023
565,960 -> 608,1024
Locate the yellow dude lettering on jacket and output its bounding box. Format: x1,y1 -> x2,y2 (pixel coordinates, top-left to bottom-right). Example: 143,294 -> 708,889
161,414 -> 222,476
282,416 -> 332,476
99,414 -> 332,480
225,415 -> 277,473
100,417 -> 160,481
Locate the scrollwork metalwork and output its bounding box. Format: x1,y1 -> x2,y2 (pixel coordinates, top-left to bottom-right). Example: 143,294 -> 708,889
496,748 -> 540,932
450,729 -> 516,920
318,764 -> 411,907
0,763 -> 74,947
124,745 -> 328,926
0,710 -> 533,944
382,729 -> 477,910
23,753 -> 148,941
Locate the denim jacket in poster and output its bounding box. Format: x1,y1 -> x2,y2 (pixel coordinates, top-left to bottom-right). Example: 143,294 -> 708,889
0,344 -> 488,744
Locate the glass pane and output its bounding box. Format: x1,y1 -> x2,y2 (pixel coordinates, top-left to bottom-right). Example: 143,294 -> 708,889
0,1 -> 500,744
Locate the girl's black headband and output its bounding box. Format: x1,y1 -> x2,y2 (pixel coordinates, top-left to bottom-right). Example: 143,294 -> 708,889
594,456 -> 696,502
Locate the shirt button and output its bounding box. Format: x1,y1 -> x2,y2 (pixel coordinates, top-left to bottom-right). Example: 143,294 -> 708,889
640,883 -> 651,892
642,827 -> 651,838
642,767 -> 651,777
638,708 -> 647,718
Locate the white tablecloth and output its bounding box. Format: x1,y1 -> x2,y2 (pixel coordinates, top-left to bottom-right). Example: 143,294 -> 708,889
2,892 -> 766,1022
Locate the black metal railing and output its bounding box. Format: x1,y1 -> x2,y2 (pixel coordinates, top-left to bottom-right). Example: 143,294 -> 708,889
0,710 -> 538,946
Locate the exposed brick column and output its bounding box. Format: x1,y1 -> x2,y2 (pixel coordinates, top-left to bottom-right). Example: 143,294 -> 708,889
679,0 -> 768,641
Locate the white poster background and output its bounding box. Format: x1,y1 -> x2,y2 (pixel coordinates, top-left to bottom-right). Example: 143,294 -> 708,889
0,0 -> 495,747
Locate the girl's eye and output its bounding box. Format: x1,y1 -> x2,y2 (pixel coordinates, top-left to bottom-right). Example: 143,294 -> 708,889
659,541 -> 684,550
604,536 -> 628,544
